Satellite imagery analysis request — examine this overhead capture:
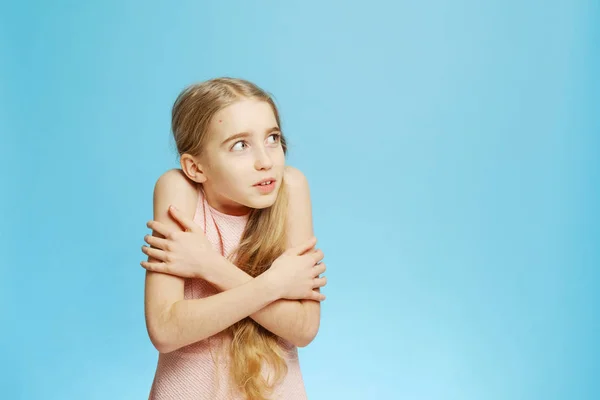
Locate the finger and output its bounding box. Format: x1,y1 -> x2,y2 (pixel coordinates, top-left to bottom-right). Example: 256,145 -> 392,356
308,290 -> 326,302
140,261 -> 168,273
141,245 -> 167,262
146,220 -> 173,238
313,276 -> 327,288
309,249 -> 324,264
144,234 -> 169,250
313,262 -> 326,276
168,205 -> 198,232
290,236 -> 317,255
302,247 -> 320,258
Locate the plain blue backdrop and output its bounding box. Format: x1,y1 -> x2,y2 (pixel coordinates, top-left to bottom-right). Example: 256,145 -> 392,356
2,1 -> 599,399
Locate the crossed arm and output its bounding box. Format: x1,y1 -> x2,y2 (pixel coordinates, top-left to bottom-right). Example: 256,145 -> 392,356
144,167 -> 322,353
203,253 -> 320,345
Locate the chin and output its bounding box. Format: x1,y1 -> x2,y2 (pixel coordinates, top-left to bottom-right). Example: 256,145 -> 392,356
255,198 -> 278,209
248,193 -> 278,210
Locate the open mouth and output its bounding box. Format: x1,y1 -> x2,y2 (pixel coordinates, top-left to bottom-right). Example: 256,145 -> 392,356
255,180 -> 274,186
254,179 -> 276,193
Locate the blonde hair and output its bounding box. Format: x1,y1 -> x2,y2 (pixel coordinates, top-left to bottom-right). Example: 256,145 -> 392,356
171,77 -> 290,399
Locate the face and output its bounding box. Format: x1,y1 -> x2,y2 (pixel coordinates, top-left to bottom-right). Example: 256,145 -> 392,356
186,98 -> 286,216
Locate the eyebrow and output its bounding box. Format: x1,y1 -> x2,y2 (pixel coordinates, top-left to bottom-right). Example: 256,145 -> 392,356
221,126 -> 280,146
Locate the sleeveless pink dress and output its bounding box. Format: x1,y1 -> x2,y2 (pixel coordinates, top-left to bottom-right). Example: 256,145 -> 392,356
148,185 -> 308,399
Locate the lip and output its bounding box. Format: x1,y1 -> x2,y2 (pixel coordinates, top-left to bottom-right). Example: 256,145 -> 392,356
253,177 -> 276,186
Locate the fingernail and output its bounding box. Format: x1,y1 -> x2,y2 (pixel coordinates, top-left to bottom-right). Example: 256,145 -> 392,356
170,205 -> 177,211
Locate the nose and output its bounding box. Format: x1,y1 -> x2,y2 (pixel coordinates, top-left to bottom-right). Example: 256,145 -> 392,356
254,146 -> 273,170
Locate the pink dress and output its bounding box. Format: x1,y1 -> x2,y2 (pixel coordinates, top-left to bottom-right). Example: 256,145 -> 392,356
148,185 -> 308,399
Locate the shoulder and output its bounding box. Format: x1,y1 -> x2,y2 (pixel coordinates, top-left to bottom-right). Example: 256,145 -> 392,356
153,168 -> 198,216
154,168 -> 196,194
284,165 -> 309,191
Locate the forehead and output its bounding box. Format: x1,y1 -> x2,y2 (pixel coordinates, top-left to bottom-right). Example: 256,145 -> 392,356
209,99 -> 278,140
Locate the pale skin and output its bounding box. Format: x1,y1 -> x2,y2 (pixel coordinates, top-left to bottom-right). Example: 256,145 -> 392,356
141,99 -> 327,353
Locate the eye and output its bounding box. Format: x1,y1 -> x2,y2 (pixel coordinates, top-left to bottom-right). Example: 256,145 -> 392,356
267,133 -> 281,144
231,140 -> 248,151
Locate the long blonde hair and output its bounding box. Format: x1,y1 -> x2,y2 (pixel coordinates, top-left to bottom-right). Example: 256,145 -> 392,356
171,77 -> 290,399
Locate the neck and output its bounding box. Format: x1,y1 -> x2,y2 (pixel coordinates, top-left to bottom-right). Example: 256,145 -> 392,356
201,185 -> 251,216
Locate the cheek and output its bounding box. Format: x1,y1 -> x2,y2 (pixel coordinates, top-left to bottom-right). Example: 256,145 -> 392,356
219,165 -> 249,190
212,156 -> 243,178
272,147 -> 286,164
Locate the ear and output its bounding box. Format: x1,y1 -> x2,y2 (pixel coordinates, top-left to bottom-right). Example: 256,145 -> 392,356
180,153 -> 207,183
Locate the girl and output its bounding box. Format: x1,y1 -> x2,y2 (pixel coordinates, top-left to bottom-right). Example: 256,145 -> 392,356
139,77 -> 327,400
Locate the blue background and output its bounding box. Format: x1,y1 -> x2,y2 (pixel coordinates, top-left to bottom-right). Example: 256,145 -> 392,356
2,1 -> 599,399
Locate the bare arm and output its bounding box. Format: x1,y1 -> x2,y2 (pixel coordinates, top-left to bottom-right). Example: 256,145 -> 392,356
282,166 -> 322,344
205,255 -> 314,347
162,272 -> 280,353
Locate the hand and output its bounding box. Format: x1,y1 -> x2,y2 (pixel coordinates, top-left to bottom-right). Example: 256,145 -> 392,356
140,205 -> 221,279
264,236 -> 327,302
